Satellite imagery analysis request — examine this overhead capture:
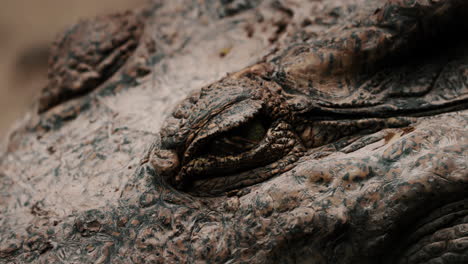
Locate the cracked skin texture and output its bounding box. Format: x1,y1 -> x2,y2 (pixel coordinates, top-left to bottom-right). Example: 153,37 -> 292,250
38,10 -> 146,114
0,0 -> 467,263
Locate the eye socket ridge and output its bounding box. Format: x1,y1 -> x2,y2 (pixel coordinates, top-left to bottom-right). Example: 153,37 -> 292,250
175,120 -> 296,188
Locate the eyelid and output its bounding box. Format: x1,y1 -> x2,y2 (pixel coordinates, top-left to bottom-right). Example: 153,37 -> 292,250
177,121 -> 296,186
182,99 -> 263,161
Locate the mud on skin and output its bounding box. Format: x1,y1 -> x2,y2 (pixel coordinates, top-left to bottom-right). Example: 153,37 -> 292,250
1,0 -> 468,263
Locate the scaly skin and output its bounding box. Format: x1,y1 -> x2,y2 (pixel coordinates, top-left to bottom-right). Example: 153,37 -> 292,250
0,0 -> 467,263
38,11 -> 146,113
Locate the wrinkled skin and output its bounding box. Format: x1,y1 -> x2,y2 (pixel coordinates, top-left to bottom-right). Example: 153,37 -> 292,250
1,0 -> 468,263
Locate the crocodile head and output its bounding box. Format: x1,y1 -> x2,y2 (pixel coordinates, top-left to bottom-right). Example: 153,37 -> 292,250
1,0 -> 467,263
151,0 -> 468,262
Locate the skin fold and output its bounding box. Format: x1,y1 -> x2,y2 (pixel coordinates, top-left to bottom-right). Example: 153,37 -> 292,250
0,0 -> 467,263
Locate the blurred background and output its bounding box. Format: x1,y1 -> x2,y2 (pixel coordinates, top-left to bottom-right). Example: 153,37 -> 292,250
0,0 -> 145,140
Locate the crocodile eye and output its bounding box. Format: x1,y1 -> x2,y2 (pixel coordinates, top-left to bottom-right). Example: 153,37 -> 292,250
207,119 -> 267,156
172,115 -> 298,194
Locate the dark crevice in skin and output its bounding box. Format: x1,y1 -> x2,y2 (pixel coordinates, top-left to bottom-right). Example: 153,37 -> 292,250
340,195 -> 468,263
34,101 -> 92,132
295,117 -> 414,150
382,199 -> 468,264
40,74 -> 105,114
269,217 -> 350,263
201,0 -> 253,19
295,98 -> 468,121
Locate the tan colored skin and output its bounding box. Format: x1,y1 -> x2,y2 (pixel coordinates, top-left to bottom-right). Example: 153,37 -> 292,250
38,11 -> 144,113
1,0 -> 467,263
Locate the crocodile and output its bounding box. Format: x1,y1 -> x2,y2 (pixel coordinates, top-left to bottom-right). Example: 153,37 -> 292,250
1,0 -> 467,263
